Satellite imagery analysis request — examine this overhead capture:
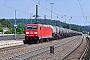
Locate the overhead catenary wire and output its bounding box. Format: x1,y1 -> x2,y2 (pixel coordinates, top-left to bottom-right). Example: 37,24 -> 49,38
1,0 -> 88,18
0,2 -> 15,10
77,0 -> 88,26
1,0 -> 63,19
32,0 -> 63,18
0,0 -> 32,15
0,0 -> 89,23
7,0 -> 33,15
45,0 -> 63,16
77,0 -> 85,17
6,0 -> 34,14
33,0 -> 88,19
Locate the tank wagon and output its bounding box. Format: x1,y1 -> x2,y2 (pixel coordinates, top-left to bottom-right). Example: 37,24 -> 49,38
23,24 -> 82,44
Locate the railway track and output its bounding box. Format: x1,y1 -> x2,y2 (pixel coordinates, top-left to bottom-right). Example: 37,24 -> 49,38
80,36 -> 89,60
60,36 -> 84,60
63,36 -> 88,60
0,36 -> 84,60
30,36 -> 83,60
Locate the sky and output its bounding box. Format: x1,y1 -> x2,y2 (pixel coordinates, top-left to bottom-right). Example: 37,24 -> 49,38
0,0 -> 90,26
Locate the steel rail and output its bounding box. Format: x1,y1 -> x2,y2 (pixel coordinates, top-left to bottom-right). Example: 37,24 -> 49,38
80,37 -> 88,60
59,36 -> 84,60
6,36 -> 81,60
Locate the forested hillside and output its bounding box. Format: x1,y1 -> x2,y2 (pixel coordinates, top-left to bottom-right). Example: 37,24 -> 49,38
1,18 -> 90,32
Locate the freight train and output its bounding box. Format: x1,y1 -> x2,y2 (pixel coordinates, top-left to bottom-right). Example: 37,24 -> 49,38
23,24 -> 82,44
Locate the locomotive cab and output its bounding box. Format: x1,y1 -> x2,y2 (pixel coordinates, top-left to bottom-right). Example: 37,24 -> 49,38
24,24 -> 40,43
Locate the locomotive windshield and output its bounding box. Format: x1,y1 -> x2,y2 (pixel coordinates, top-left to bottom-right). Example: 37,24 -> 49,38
27,26 -> 38,30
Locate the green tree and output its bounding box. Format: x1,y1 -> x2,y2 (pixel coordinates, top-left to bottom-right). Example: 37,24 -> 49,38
71,26 -> 82,32
0,23 -> 3,32
82,31 -> 88,34
0,18 -> 11,29
11,28 -> 15,34
4,28 -> 16,34
4,29 -> 12,34
63,24 -> 69,29
16,24 -> 24,34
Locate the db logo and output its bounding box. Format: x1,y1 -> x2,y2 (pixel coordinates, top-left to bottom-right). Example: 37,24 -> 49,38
30,31 -> 33,34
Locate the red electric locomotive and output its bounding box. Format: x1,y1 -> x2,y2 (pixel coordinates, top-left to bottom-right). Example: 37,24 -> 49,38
23,24 -> 52,44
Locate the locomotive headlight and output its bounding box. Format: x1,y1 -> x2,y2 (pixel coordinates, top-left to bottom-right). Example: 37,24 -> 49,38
26,32 -> 29,34
34,32 -> 37,34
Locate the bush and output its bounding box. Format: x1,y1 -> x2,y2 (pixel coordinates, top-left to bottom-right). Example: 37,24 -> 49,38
4,30 -> 12,34
0,23 -> 3,32
16,24 -> 24,34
